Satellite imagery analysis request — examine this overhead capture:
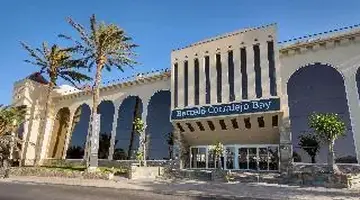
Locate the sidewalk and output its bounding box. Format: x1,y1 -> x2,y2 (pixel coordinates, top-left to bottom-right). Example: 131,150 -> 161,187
1,176 -> 359,200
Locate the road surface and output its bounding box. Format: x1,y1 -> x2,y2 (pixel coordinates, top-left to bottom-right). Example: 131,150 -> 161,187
0,182 -> 252,200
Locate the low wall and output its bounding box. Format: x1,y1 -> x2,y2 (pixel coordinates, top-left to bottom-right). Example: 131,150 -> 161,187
285,163 -> 360,188
41,159 -> 178,168
128,166 -> 164,179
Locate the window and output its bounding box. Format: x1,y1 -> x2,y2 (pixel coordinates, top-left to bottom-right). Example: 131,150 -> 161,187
186,123 -> 195,132
219,119 -> 227,130
258,116 -> 265,128
184,61 -> 189,106
268,41 -> 277,96
272,115 -> 278,127
176,123 -> 185,132
196,121 -> 205,131
231,118 -> 239,129
205,56 -> 211,104
244,117 -> 251,129
253,44 -> 262,98
174,63 -> 178,108
207,120 -> 215,131
240,48 -> 248,99
228,51 -> 235,101
194,58 -> 200,105
191,147 -> 206,168
216,54 -> 222,103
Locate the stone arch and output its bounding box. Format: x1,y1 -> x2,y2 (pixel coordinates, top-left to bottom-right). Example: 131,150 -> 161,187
66,103 -> 91,159
97,100 -> 115,159
146,90 -> 172,160
287,62 -> 356,163
113,96 -> 143,160
47,107 -> 70,159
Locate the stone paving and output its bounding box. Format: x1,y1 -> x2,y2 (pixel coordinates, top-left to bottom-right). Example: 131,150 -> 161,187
0,176 -> 359,200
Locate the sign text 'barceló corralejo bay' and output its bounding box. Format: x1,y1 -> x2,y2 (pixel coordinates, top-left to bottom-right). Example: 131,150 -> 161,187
171,98 -> 281,120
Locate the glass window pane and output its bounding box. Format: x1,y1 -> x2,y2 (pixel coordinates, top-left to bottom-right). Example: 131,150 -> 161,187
208,148 -> 215,168
238,148 -> 248,169
226,147 -> 235,169
191,147 -> 206,168
268,146 -> 279,171
259,148 -> 268,170
248,148 -> 257,170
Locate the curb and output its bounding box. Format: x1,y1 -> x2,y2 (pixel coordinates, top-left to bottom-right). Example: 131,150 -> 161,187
0,178 -> 276,200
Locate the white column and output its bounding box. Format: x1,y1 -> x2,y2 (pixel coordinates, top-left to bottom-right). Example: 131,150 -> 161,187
261,42 -> 271,98
199,56 -> 206,105
140,96 -> 150,160
40,115 -> 56,160
188,59 -> 195,106
233,48 -> 242,101
247,45 -> 256,99
234,147 -> 239,169
177,61 -> 185,108
221,51 -> 230,103
108,100 -> 122,160
343,70 -> 360,163
62,110 -> 75,159
210,53 -> 218,104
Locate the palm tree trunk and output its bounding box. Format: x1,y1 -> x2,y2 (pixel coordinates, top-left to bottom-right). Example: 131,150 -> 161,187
87,64 -> 102,169
127,97 -> 139,160
35,81 -> 54,166
327,140 -> 339,173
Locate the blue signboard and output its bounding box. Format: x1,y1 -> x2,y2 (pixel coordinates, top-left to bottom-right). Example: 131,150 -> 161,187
171,98 -> 280,120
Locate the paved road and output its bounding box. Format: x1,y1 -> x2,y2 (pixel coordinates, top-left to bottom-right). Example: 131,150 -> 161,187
0,182 -> 251,200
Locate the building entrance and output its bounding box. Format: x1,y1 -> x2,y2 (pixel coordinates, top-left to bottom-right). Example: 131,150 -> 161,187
190,144 -> 279,171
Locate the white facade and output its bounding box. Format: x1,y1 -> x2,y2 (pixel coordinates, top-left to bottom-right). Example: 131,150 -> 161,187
12,24 -> 360,167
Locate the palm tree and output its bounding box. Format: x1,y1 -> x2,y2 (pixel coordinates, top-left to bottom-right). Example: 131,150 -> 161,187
60,14 -> 138,168
309,113 -> 346,173
298,132 -> 320,163
21,42 -> 92,165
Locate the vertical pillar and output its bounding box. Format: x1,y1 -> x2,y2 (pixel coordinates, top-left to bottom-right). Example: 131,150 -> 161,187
40,114 -> 56,160
279,110 -> 292,173
62,110 -> 75,160
177,61 -> 185,108
234,147 -> 239,169
210,53 -> 218,104
247,45 -> 256,99
261,42 -> 271,98
233,48 -> 242,101
108,100 -> 121,160
221,51 -> 230,103
188,58 -> 195,106
140,96 -> 150,160
199,55 -> 206,105
343,68 -> 360,163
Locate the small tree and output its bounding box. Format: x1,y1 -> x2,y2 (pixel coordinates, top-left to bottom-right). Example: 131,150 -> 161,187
133,117 -> 146,166
298,133 -> 320,163
209,142 -> 224,169
309,113 -> 346,173
0,105 -> 31,177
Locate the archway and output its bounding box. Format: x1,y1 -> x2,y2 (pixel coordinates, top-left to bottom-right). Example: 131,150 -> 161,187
48,107 -> 70,159
66,104 -> 91,159
113,96 -> 143,160
288,63 -> 356,163
147,90 -> 172,160
97,100 -> 115,159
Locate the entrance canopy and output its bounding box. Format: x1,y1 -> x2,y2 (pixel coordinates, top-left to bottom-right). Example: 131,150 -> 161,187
173,111 -> 282,146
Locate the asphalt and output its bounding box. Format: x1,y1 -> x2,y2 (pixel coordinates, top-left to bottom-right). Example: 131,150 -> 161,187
0,182 -> 264,200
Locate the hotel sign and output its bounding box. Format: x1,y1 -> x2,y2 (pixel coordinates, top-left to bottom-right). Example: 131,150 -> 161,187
171,98 -> 280,120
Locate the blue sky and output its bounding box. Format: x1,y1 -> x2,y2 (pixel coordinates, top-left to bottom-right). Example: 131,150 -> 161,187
1,0 -> 360,105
